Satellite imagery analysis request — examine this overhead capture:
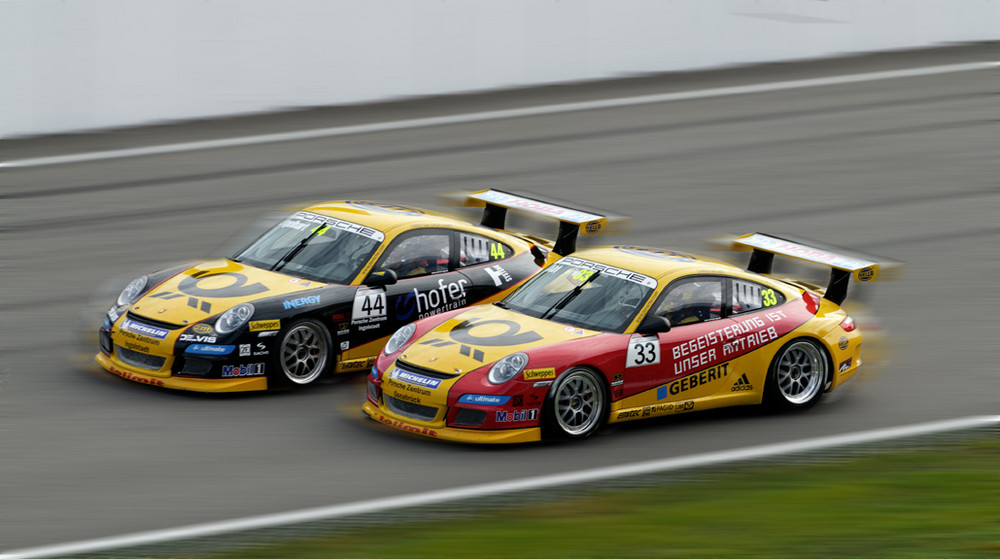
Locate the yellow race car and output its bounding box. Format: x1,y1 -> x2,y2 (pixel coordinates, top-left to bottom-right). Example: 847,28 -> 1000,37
363,234 -> 892,443
96,191 -> 614,392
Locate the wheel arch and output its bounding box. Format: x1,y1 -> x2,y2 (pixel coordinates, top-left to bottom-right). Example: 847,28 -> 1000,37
541,364 -> 611,440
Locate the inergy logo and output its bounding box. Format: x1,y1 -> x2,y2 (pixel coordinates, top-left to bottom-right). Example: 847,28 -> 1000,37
395,278 -> 469,321
283,295 -> 321,310
392,370 -> 442,389
121,319 -> 169,339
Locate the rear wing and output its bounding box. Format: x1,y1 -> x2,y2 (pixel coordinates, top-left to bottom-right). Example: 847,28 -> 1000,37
731,233 -> 897,305
464,189 -> 621,256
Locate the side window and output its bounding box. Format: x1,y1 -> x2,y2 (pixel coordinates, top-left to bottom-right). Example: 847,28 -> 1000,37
378,233 -> 451,278
731,279 -> 785,315
458,232 -> 512,267
654,277 -> 723,326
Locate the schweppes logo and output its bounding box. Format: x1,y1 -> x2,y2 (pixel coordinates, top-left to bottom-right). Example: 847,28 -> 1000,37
523,368 -> 556,380
249,319 -> 281,332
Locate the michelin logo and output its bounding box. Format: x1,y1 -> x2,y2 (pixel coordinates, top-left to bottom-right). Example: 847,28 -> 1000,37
393,370 -> 442,389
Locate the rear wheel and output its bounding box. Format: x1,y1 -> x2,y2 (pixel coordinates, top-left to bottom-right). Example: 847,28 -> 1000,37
765,338 -> 828,410
543,367 -> 608,439
274,319 -> 332,388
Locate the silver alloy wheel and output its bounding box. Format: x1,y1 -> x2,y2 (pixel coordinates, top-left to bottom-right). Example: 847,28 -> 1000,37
554,369 -> 604,437
279,321 -> 329,385
775,340 -> 826,405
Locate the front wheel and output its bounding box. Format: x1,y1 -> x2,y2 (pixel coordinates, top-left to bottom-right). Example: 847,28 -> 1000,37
765,338 -> 828,410
274,319 -> 332,388
543,367 -> 608,440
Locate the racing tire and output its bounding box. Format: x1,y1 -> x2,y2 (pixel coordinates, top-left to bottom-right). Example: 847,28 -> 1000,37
273,319 -> 333,388
542,367 -> 608,440
764,338 -> 828,410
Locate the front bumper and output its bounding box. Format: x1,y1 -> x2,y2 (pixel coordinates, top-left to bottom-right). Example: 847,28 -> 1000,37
362,401 -> 540,444
96,353 -> 268,392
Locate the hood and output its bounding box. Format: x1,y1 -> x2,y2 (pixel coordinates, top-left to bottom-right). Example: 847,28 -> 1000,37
130,259 -> 328,324
398,304 -> 600,373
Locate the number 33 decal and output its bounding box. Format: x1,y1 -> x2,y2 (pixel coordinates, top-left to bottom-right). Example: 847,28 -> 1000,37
627,335 -> 660,368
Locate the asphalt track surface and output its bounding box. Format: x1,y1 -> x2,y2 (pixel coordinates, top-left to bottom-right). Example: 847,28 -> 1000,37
2,44 -> 997,551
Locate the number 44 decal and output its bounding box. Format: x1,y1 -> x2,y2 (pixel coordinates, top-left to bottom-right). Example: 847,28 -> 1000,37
627,334 -> 660,368
352,288 -> 387,324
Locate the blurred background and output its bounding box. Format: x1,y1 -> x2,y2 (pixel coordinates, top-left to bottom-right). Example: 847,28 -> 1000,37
1,0 -> 998,555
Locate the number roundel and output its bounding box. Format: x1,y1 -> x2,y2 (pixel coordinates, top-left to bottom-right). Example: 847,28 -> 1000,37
626,335 -> 660,368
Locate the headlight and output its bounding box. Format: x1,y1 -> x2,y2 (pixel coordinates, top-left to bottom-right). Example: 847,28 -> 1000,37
384,323 -> 416,355
116,276 -> 148,307
488,352 -> 529,384
215,303 -> 255,335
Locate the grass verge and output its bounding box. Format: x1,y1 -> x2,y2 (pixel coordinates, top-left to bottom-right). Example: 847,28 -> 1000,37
184,436 -> 998,559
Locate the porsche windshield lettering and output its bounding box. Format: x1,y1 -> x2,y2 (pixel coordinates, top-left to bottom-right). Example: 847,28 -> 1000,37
235,212 -> 383,284
557,256 -> 656,288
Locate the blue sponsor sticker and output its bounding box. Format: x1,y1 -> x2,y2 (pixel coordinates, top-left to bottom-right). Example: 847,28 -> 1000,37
185,344 -> 236,355
458,394 -> 511,406
283,295 -> 321,310
121,318 -> 169,339
394,370 -> 441,389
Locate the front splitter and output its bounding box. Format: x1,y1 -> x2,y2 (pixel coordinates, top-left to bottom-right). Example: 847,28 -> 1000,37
362,401 -> 541,444
96,354 -> 268,392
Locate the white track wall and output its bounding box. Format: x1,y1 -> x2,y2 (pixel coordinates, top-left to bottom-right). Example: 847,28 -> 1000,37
1,0 -> 997,138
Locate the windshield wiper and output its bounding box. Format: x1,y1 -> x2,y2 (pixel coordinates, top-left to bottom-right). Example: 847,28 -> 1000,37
541,270 -> 600,320
272,226 -> 324,272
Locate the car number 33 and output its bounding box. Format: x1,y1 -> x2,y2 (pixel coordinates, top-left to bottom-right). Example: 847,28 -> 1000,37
627,335 -> 660,367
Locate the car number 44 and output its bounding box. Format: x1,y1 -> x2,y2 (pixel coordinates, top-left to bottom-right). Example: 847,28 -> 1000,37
352,288 -> 387,320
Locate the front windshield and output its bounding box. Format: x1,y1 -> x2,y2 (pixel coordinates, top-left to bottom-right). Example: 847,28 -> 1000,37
233,211 -> 384,284
502,256 -> 657,333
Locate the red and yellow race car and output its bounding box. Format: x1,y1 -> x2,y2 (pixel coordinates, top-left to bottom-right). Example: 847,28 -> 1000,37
363,234 -> 892,443
96,190 -> 615,392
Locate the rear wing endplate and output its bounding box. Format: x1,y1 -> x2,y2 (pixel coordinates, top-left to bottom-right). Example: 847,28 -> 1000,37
731,233 -> 894,305
464,189 -> 617,256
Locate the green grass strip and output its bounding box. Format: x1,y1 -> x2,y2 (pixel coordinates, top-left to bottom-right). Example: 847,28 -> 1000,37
190,437 -> 1000,559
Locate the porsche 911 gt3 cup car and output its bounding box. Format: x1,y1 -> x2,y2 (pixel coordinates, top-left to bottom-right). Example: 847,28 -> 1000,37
363,233 -> 893,443
96,191 -> 615,392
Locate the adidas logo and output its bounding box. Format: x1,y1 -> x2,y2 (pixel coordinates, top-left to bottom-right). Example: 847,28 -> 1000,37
731,373 -> 753,392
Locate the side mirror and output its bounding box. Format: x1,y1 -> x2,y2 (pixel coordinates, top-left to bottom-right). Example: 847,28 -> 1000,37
635,314 -> 671,335
364,269 -> 398,287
